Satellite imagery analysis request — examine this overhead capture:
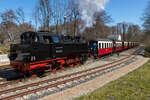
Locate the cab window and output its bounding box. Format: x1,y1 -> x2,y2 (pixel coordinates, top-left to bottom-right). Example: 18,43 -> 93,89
52,36 -> 60,43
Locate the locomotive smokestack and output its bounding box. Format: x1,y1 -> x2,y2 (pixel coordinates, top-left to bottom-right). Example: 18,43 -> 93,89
77,0 -> 109,32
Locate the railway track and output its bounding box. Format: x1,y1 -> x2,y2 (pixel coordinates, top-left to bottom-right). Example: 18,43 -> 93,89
0,53 -> 130,87
0,55 -> 137,100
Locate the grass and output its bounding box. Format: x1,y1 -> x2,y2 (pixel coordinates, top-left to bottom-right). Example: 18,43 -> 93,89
74,60 -> 150,100
0,45 -> 10,54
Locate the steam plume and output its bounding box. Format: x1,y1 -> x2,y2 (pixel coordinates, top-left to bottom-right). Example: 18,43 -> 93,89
77,0 -> 109,32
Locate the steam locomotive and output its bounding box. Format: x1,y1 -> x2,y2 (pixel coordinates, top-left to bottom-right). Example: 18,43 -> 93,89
9,31 -> 139,76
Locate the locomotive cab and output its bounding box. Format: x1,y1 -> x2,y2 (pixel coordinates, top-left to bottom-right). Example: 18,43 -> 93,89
21,32 -> 40,44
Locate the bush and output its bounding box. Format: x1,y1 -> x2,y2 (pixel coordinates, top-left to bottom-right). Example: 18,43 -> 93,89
0,45 -> 10,54
144,46 -> 150,57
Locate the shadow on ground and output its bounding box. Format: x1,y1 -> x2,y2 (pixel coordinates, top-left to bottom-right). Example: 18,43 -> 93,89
0,69 -> 24,81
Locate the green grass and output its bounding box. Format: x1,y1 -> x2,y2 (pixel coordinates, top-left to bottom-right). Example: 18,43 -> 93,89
0,45 -> 10,54
74,60 -> 150,100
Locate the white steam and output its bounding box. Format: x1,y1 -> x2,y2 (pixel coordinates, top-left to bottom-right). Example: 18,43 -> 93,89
77,0 -> 109,32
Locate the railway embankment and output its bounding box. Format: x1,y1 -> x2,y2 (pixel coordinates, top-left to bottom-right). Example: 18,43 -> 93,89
40,48 -> 149,100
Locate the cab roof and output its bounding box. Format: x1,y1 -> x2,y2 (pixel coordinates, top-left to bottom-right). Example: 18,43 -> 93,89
21,31 -> 58,37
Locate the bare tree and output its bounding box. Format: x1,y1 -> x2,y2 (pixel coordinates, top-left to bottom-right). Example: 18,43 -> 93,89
67,0 -> 80,36
141,1 -> 150,45
16,8 -> 25,24
116,22 -> 129,41
1,9 -> 17,23
51,0 -> 63,34
34,0 -> 52,31
0,9 -> 18,41
142,1 -> 150,32
126,24 -> 142,41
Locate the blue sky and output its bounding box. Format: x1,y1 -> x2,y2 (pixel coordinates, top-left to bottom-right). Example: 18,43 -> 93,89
0,0 -> 37,22
0,0 -> 148,27
105,0 -> 148,26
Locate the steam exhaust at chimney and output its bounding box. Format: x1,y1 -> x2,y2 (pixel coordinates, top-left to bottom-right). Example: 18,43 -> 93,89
76,0 -> 109,32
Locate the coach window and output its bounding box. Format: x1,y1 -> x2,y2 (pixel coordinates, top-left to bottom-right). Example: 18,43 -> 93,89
103,43 -> 104,48
31,34 -> 39,43
99,43 -> 101,49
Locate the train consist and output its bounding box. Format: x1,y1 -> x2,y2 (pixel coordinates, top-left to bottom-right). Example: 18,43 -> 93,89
9,31 -> 139,76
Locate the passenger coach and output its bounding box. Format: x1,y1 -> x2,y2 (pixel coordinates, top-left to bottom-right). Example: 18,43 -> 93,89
98,39 -> 113,56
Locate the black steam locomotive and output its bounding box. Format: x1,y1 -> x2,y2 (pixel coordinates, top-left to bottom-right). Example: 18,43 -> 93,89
9,31 -> 89,75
